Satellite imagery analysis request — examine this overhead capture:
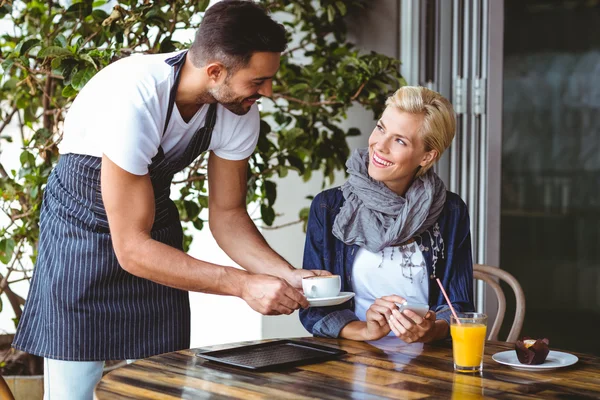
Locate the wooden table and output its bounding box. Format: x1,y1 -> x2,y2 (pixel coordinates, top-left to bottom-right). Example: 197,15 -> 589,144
94,337 -> 600,399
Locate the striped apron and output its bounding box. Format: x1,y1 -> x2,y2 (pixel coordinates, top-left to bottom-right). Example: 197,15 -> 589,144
13,51 -> 217,361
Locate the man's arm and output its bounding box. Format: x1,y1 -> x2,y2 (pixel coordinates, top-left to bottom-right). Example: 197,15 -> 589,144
207,152 -> 327,288
101,155 -> 307,314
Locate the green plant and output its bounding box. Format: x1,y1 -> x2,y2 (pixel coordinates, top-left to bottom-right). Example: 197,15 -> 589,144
0,0 -> 404,366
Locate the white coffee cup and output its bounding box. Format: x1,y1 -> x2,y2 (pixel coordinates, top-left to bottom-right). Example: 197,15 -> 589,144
302,275 -> 341,298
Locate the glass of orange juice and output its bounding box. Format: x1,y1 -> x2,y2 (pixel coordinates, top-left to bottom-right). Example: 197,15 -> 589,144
450,312 -> 488,373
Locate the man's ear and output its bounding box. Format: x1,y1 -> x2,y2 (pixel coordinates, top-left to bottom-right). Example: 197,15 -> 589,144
420,150 -> 438,168
205,62 -> 227,83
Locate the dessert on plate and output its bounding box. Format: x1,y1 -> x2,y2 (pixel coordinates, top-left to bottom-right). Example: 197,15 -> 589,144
515,337 -> 550,365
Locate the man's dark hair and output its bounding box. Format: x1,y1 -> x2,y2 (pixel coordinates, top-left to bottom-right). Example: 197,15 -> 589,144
190,0 -> 287,73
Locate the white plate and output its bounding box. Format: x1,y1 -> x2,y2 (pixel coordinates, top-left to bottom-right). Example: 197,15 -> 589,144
492,350 -> 578,371
307,292 -> 355,307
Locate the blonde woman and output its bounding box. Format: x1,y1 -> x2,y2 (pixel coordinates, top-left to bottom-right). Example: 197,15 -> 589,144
300,86 -> 474,343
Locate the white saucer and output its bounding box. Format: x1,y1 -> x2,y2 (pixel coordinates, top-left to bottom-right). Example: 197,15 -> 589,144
492,350 -> 578,371
306,292 -> 355,307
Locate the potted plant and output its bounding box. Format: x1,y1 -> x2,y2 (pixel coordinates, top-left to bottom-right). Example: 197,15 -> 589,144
0,1 -> 404,397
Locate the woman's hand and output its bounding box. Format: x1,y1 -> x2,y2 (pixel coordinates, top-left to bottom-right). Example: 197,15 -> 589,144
388,309 -> 439,343
363,295 -> 406,341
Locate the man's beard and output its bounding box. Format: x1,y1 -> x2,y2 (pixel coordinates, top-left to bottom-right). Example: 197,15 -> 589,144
207,82 -> 260,116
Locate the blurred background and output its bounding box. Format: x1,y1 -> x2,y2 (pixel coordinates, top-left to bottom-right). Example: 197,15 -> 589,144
1,0 -> 598,359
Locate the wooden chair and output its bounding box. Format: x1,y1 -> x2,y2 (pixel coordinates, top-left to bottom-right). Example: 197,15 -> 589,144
0,375 -> 16,400
474,264 -> 525,343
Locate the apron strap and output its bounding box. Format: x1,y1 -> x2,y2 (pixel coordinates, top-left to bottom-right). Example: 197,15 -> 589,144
162,51 -> 188,136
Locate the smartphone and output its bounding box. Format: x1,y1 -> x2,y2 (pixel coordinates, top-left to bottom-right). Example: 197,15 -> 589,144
395,302 -> 430,318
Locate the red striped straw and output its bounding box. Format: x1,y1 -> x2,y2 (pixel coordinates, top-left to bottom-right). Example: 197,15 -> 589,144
436,278 -> 461,325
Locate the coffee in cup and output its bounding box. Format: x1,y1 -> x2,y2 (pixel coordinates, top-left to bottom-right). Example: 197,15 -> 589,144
302,275 -> 341,298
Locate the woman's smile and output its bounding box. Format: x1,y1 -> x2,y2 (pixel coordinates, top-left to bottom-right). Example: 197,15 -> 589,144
372,152 -> 394,167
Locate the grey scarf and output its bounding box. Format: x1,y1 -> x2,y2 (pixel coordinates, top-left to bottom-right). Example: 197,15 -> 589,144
332,148 -> 447,252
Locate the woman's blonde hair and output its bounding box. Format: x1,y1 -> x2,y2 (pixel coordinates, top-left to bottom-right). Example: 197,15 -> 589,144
385,86 -> 456,177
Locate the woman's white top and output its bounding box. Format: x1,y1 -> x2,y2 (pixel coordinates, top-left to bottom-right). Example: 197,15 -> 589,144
352,243 -> 429,335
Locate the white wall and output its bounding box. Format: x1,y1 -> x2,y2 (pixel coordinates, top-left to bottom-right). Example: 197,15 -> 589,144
186,223 -> 263,347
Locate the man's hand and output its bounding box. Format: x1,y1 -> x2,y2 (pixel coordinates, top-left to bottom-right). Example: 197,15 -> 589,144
101,155 -> 270,299
241,274 -> 309,315
208,153 -> 295,278
207,153 -> 332,291
285,269 -> 332,289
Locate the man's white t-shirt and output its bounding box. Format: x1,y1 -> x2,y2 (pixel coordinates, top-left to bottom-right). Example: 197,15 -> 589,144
60,51 -> 260,175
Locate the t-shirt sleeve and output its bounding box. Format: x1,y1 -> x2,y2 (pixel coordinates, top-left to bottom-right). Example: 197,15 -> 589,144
100,84 -> 163,175
211,104 -> 260,160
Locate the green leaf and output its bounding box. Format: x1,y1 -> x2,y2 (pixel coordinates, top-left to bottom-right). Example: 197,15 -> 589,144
263,180 -> 277,206
196,195 -> 208,208
299,207 -> 310,220
286,127 -> 304,142
287,155 -> 305,174
20,151 -> 35,167
372,79 -> 389,92
38,46 -> 72,58
62,85 -> 78,98
159,38 -> 177,54
54,34 -> 68,48
198,0 -> 210,12
260,204 -> 275,226
2,78 -> 18,90
61,64 -> 78,85
335,1 -> 347,16
278,165 -> 288,178
91,9 -> 109,22
192,219 -> 204,230
71,68 -> 95,90
184,200 -> 200,220
289,83 -> 309,94
80,53 -> 97,69
65,1 -> 93,19
17,38 -> 41,56
259,120 -> 272,135
346,128 -> 361,137
73,35 -> 86,50
1,57 -> 15,74
327,5 -> 336,23
0,238 -> 15,264
51,56 -> 68,70
256,133 -> 272,153
92,0 -> 107,7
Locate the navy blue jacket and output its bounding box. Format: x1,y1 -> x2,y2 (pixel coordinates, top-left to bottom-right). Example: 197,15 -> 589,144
299,187 -> 475,338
